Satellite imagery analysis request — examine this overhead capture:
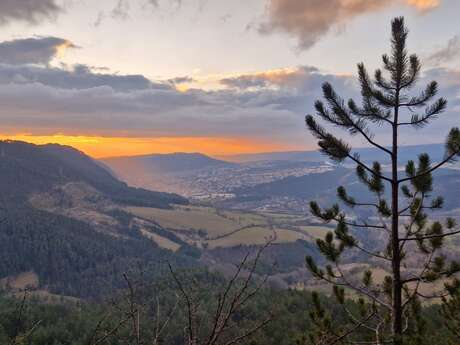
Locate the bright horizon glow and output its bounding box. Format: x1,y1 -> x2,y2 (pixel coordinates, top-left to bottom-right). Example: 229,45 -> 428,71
0,134 -> 311,159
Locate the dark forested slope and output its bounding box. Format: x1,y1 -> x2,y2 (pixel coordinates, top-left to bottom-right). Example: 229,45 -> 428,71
0,140 -> 187,207
0,141 -> 194,298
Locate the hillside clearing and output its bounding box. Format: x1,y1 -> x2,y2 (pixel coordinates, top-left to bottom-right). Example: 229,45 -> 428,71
140,228 -> 181,252
127,205 -> 267,236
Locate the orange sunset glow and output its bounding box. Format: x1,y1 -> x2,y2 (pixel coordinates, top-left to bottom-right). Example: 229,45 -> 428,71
0,134 -> 305,158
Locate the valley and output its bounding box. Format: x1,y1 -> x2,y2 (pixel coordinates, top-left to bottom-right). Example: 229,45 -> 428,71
1,141 -> 459,343
126,204 -> 332,249
102,144 -> 460,215
2,140 -> 460,300
0,141 -> 339,300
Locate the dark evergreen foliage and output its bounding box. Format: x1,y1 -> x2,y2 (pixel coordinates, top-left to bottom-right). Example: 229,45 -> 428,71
0,204 -> 196,298
0,281 -> 454,345
305,17 -> 460,344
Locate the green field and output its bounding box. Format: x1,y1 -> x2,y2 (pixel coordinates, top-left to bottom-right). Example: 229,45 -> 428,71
206,226 -> 308,248
140,228 -> 181,252
127,205 -> 266,236
127,205 -> 332,249
297,226 -> 332,239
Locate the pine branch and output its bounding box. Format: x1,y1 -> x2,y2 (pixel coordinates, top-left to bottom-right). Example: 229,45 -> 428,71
398,150 -> 459,184
400,54 -> 421,89
348,154 -> 392,183
399,193 -> 426,253
337,186 -> 390,214
348,98 -> 393,125
353,242 -> 391,261
320,82 -> 392,155
398,191 -> 419,215
375,69 -> 396,91
398,98 -> 447,127
400,81 -> 438,107
400,229 -> 460,242
335,218 -> 387,230
359,63 -> 396,109
307,114 -> 392,182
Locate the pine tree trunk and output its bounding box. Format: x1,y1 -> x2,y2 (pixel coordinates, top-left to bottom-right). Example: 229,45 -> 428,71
392,99 -> 403,345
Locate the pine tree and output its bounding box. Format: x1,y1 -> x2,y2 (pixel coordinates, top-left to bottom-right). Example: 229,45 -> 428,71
305,17 -> 460,345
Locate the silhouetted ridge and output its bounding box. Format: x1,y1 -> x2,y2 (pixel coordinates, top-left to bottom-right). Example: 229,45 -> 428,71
0,140 -> 187,207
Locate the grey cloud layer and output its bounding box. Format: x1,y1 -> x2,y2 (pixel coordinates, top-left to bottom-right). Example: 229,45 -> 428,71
0,80 -> 301,140
0,58 -> 457,148
0,63 -> 351,142
0,37 -> 77,65
0,63 -> 170,91
168,76 -> 195,85
0,0 -> 62,26
220,66 -> 320,89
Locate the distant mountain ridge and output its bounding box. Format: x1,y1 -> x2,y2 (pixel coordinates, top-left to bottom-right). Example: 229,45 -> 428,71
103,152 -> 236,174
220,143 -> 446,164
101,152 -> 238,194
0,141 -> 187,207
100,143 -> 451,200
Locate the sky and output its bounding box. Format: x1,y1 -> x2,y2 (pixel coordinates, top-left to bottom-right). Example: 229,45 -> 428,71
0,0 -> 459,157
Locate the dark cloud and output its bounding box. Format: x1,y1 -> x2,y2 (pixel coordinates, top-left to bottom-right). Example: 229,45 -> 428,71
0,0 -> 62,26
427,35 -> 460,66
147,0 -> 182,9
147,0 -> 160,7
0,63 -> 171,91
93,11 -> 105,27
168,76 -> 195,84
258,0 -> 441,50
111,0 -> 130,20
0,37 -> 77,65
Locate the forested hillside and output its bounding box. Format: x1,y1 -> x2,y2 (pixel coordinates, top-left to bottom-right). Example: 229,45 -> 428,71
0,141 -> 194,298
0,141 -> 187,207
